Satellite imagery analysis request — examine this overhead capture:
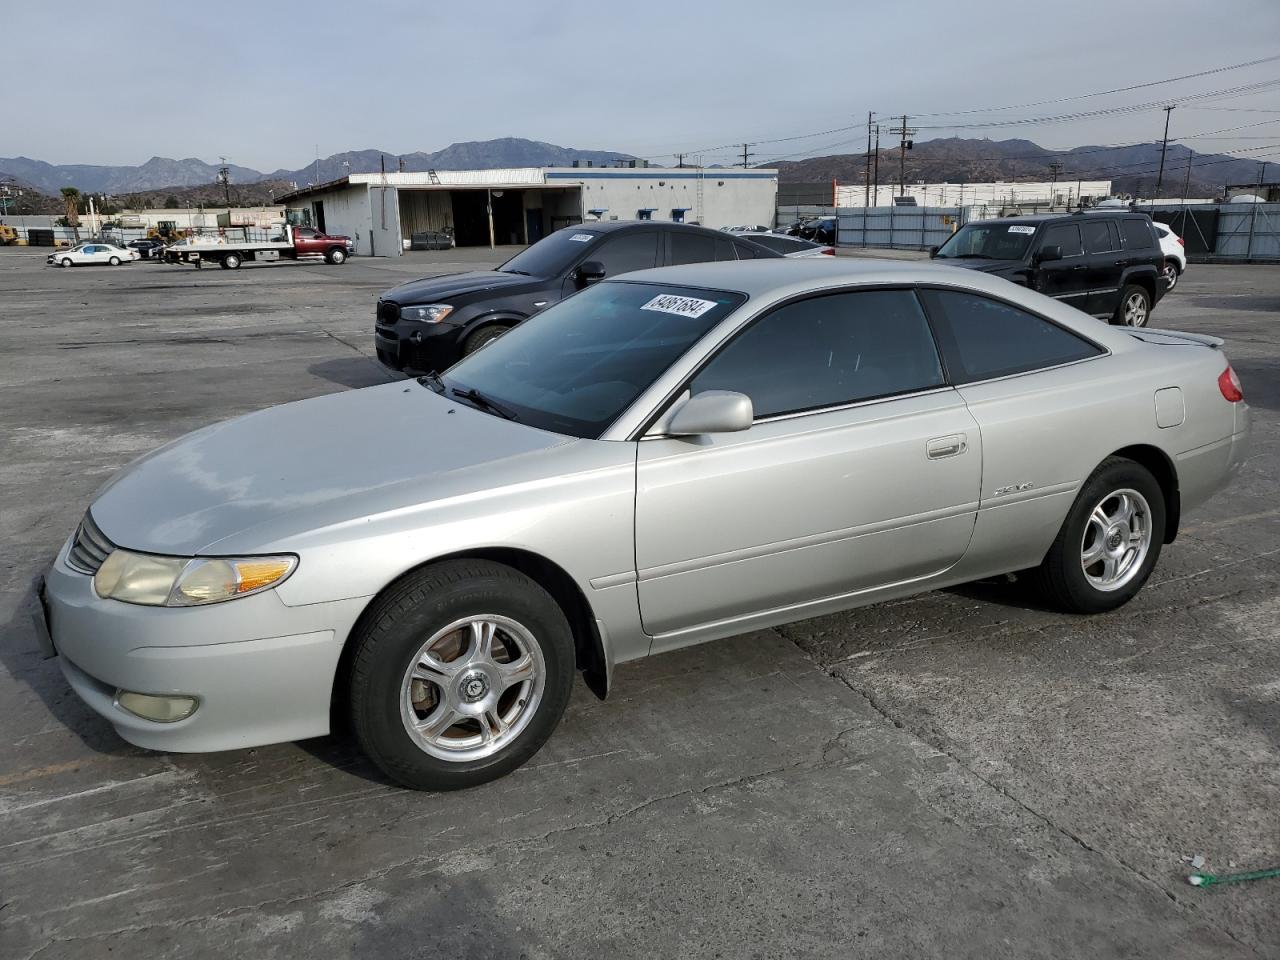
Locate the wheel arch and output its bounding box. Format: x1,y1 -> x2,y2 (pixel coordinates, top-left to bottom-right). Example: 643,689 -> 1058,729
1108,443 -> 1180,543
462,312 -> 526,338
1121,269 -> 1158,305
332,547 -> 609,729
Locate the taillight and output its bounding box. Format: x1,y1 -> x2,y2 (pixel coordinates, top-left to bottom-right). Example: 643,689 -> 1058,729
1177,237 -> 1185,246
821,247 -> 835,255
1218,365 -> 1244,403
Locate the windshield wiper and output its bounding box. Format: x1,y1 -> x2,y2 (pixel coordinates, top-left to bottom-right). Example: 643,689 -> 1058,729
417,371 -> 446,394
501,268 -> 532,276
448,385 -> 519,421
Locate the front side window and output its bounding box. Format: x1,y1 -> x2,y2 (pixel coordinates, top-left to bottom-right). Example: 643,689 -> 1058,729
592,232 -> 659,277
442,281 -> 744,438
921,289 -> 1103,384
1120,218 -> 1155,250
1040,223 -> 1083,258
690,290 -> 945,419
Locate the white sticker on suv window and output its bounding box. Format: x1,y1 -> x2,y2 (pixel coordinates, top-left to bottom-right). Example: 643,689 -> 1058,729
1008,225 -> 1036,235
569,233 -> 594,242
640,294 -> 719,318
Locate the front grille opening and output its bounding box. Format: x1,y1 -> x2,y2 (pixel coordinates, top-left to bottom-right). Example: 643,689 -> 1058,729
66,511 -> 115,575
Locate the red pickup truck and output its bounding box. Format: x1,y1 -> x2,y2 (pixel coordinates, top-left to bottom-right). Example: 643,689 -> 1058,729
161,224 -> 356,269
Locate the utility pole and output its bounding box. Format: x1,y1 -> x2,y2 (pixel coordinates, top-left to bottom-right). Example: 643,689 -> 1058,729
872,124 -> 881,205
864,111 -> 874,207
740,143 -> 754,169
674,153 -> 686,169
1181,148 -> 1194,202
1155,104 -> 1176,197
889,115 -> 916,198
1048,160 -> 1064,208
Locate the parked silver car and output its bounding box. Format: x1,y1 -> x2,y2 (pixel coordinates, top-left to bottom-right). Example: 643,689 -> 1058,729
38,259 -> 1250,790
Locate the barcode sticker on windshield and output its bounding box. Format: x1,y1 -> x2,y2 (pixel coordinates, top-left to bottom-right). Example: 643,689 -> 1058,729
569,233 -> 594,242
1008,225 -> 1036,235
640,294 -> 720,318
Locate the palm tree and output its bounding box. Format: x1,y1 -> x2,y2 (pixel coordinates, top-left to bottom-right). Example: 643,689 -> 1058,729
60,187 -> 81,241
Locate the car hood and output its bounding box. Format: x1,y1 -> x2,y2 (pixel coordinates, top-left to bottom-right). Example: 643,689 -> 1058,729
383,270 -> 540,304
89,382 -> 573,556
933,257 -> 1022,274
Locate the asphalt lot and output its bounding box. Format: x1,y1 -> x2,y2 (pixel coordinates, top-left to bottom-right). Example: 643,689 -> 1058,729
0,247 -> 1276,959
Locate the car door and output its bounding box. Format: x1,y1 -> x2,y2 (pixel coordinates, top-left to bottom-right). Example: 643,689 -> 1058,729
1080,218 -> 1123,316
1032,223 -> 1088,308
918,288 -> 1109,573
634,288 -> 982,645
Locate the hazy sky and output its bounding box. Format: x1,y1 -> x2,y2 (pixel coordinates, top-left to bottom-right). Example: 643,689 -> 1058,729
4,0 -> 1279,171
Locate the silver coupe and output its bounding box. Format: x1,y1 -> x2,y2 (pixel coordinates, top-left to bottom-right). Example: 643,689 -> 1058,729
38,259 -> 1250,790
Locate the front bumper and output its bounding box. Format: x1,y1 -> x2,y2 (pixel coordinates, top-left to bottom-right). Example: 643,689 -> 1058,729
41,536 -> 370,753
374,316 -> 462,373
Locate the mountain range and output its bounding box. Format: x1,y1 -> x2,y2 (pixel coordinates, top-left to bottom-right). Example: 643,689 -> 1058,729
2,136 -> 1260,203
0,138 -> 639,197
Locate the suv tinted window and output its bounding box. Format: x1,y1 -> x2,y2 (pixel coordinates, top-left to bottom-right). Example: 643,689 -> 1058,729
1041,223 -> 1083,257
1120,218 -> 1155,249
669,231 -> 717,265
922,290 -> 1103,383
593,232 -> 659,276
690,290 -> 945,418
1081,219 -> 1117,253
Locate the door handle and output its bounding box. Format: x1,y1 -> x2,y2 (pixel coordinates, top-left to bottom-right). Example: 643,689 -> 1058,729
926,434 -> 968,459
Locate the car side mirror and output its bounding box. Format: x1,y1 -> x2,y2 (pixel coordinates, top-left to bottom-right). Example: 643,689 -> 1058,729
928,245 -> 939,258
576,260 -> 606,286
1035,244 -> 1062,263
665,391 -> 754,436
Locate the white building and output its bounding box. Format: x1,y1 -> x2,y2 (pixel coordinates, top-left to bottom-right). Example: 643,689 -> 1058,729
834,180 -> 1112,209
277,167 -> 779,256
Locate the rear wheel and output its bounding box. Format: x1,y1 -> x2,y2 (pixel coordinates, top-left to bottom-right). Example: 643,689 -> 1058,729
108,256 -> 121,266
221,252 -> 241,270
349,560 -> 575,791
326,247 -> 347,264
1113,284 -> 1151,326
1162,261 -> 1180,291
462,324 -> 511,356
1028,457 -> 1165,614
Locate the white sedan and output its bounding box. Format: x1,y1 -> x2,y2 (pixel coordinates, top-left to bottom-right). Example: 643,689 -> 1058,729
46,242 -> 139,267
1153,222 -> 1186,291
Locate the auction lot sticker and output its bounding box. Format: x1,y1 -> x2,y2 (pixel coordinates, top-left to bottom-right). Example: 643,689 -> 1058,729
640,294 -> 720,318
1008,225 -> 1036,234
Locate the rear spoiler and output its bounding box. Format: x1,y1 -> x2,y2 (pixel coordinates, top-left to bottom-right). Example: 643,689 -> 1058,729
1127,328 -> 1223,349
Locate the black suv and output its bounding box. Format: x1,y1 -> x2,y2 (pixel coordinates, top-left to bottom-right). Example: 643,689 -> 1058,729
930,211 -> 1166,326
375,221 -> 779,374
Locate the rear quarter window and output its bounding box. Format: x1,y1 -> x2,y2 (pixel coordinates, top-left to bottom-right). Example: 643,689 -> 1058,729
1120,219 -> 1155,250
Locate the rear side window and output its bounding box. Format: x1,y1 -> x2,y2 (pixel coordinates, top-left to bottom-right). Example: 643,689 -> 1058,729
1040,223 -> 1083,257
1120,219 -> 1155,249
1081,220 -> 1118,254
691,289 -> 945,418
714,237 -> 737,261
733,241 -> 763,260
921,290 -> 1103,384
748,235 -> 809,254
668,231 -> 717,265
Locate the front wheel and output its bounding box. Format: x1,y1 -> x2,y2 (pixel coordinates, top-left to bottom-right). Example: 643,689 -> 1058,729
348,560 -> 575,791
326,247 -> 347,264
462,324 -> 511,356
1027,457 -> 1165,614
61,258 -> 73,267
1113,284 -> 1151,326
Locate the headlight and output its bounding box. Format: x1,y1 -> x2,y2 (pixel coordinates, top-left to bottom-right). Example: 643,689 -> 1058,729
401,304 -> 454,323
93,550 -> 297,606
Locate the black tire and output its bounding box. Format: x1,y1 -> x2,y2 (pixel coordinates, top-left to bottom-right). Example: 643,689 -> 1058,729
349,559 -> 575,791
1112,284 -> 1151,326
222,252 -> 241,270
1027,456 -> 1165,614
462,324 -> 511,356
326,247 -> 347,264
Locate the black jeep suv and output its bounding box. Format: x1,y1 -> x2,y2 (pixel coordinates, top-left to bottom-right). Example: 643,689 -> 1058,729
930,211 -> 1166,326
375,221 -> 779,374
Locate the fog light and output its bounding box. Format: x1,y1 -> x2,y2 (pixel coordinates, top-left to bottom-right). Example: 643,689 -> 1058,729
115,690 -> 198,723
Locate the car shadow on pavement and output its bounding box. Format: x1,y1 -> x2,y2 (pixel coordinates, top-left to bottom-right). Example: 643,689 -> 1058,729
943,574 -> 1063,613
0,574 -> 146,759
308,356 -> 403,390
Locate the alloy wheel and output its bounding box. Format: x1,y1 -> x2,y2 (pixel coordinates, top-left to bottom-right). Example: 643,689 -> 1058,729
1080,488 -> 1153,592
399,615 -> 545,762
1122,291 -> 1149,326
1162,263 -> 1178,290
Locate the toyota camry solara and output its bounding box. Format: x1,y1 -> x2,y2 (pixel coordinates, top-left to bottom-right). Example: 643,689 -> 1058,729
38,259 -> 1250,790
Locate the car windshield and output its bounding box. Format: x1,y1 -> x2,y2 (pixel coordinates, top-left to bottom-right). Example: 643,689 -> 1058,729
497,228 -> 600,277
439,281 -> 746,438
935,222 -> 1036,260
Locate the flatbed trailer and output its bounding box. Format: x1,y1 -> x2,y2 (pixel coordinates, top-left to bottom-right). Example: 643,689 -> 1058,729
162,224 -> 354,269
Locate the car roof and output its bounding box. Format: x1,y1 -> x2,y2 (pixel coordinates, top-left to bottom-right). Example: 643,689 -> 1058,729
571,219 -> 730,237
983,211 -> 1148,227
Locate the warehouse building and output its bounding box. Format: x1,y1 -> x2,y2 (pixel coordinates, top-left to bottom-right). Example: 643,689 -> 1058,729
276,166 -> 779,256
